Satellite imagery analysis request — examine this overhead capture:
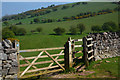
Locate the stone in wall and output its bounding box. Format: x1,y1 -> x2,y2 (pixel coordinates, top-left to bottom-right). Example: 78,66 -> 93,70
88,32 -> 120,61
0,40 -> 18,80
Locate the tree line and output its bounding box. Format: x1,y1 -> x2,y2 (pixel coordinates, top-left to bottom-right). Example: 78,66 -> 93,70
53,21 -> 119,35
2,21 -> 119,39
2,25 -> 42,39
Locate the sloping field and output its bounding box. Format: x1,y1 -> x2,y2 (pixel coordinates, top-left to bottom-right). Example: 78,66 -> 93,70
15,12 -> 118,49
8,2 -> 118,24
16,12 -> 118,35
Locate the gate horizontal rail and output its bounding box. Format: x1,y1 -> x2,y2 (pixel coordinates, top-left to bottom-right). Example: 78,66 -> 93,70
20,47 -> 65,53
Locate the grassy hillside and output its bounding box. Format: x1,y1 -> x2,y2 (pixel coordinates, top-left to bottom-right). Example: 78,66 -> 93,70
8,2 -> 117,24
16,12 -> 118,50
15,12 -> 118,35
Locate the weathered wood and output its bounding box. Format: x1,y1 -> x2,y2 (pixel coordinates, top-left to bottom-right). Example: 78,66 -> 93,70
15,41 -> 20,77
19,53 -> 64,60
48,50 -> 64,68
20,59 -> 64,67
88,49 -> 93,54
86,38 -> 93,41
87,44 -> 93,47
64,37 -> 73,70
88,55 -> 94,60
23,64 -> 64,73
73,56 -> 82,60
20,69 -> 63,78
20,51 -> 44,77
74,45 -> 82,48
71,39 -> 82,42
20,47 -> 65,53
19,55 -> 38,69
72,41 -> 75,58
76,51 -> 82,54
83,37 -> 89,67
44,51 -> 65,70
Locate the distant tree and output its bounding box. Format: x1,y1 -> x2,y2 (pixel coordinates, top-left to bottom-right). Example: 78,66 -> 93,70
30,21 -> 33,24
41,19 -> 47,23
71,16 -> 75,19
31,30 -> 36,34
57,19 -> 61,22
91,26 -> 96,32
49,4 -> 55,7
2,28 -> 15,39
53,27 -> 66,35
30,14 -> 36,17
36,27 -> 42,33
45,10 -> 51,14
114,6 -> 120,11
82,2 -> 88,4
72,4 -> 75,7
41,7 -> 44,9
102,21 -> 118,32
63,16 -> 69,20
16,22 -> 22,25
47,19 -> 53,23
69,26 -> 78,35
76,2 -> 81,5
80,13 -> 84,16
3,21 -> 9,26
62,5 -> 69,9
77,23 -> 85,34
9,25 -> 19,35
34,18 -> 40,23
17,28 -> 27,35
52,8 -> 57,11
91,25 -> 102,32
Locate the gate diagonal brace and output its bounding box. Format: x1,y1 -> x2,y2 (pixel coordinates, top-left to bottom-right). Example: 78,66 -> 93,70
20,51 -> 44,77
48,50 -> 64,68
20,55 -> 38,69
44,51 -> 65,70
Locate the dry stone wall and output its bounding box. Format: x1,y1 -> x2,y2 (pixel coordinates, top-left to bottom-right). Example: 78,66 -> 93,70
87,32 -> 120,61
0,40 -> 18,80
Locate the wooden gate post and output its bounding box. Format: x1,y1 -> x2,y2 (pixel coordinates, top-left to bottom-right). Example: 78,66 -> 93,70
64,37 -> 73,70
83,37 -> 89,67
14,40 -> 20,77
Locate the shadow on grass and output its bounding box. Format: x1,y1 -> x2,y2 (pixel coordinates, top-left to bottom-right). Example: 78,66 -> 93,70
49,33 -> 63,35
73,57 -> 84,68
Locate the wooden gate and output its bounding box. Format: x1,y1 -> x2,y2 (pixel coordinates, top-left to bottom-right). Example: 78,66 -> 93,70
18,47 -> 65,78
16,36 -> 94,78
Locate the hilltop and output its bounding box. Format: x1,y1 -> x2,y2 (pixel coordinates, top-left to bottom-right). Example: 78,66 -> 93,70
2,2 -> 118,25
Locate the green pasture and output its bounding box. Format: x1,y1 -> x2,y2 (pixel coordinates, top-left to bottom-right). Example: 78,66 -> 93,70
85,56 -> 119,78
14,12 -> 118,35
8,2 -> 117,24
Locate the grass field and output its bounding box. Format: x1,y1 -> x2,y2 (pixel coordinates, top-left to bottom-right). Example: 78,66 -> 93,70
16,12 -> 118,50
85,56 -> 119,78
